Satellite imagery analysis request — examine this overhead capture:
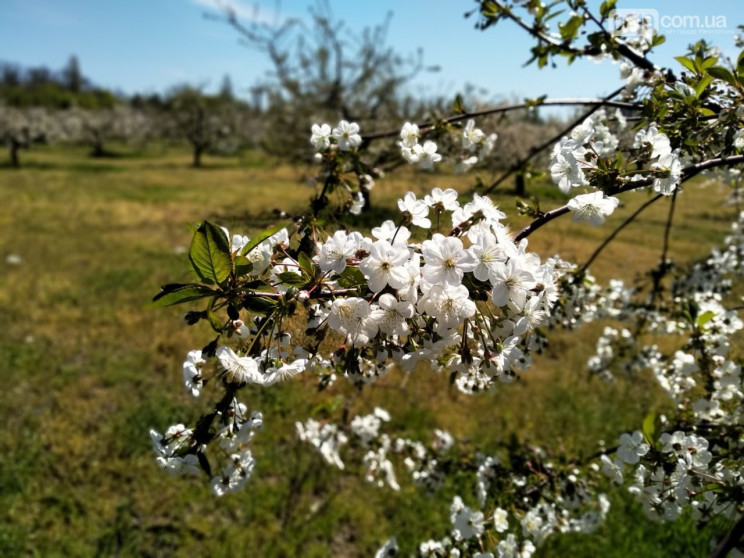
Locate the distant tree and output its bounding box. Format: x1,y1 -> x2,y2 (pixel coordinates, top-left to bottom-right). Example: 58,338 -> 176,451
130,92 -> 166,111
214,0 -> 437,161
166,86 -> 234,167
0,63 -> 21,87
218,74 -> 235,103
0,105 -> 58,167
62,105 -> 150,157
26,66 -> 53,86
0,59 -> 117,109
62,55 -> 84,93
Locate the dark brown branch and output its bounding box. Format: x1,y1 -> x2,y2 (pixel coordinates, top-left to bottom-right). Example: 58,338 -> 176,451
660,189 -> 678,265
486,0 -> 659,73
647,189 -> 678,306
362,98 -> 641,141
515,155 -> 744,241
710,515 -> 744,558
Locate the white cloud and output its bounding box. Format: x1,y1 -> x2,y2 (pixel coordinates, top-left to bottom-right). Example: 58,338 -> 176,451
189,0 -> 283,26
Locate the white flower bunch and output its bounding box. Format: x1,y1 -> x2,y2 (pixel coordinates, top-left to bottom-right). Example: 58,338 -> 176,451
310,119 -> 362,152
398,121 -> 442,169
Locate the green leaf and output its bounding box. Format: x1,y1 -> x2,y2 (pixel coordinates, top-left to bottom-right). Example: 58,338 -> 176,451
675,56 -> 697,74
738,51 -> 744,78
696,311 -> 715,328
189,221 -> 233,285
559,15 -> 583,42
336,266 -> 365,288
707,66 -> 738,87
239,224 -> 285,257
695,74 -> 713,98
544,9 -> 565,23
242,295 -> 279,314
277,271 -> 308,287
599,0 -> 616,19
524,94 -> 547,108
651,34 -> 665,47
151,283 -> 214,307
700,56 -> 719,70
701,482 -> 725,494
206,300 -> 223,333
233,255 -> 254,277
642,412 -> 656,443
298,251 -> 316,277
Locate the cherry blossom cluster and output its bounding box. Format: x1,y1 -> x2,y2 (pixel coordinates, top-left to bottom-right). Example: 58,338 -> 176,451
298,406 -> 611,558
548,107 -> 691,230
548,110 -> 627,224
306,185 -> 561,395
397,119 -> 496,173
308,119 -> 379,216
550,210 -> 744,523
150,395 -> 263,496
150,173 -> 571,500
310,120 -> 362,153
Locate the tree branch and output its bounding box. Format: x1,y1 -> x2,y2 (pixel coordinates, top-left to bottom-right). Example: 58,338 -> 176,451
578,193 -> 663,274
362,97 -> 641,141
515,154 -> 744,241
481,86 -> 626,196
710,514 -> 744,558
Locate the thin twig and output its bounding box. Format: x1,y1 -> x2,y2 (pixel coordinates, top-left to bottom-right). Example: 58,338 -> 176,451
481,86 -> 626,196
485,0 -> 659,73
578,193 -> 663,274
362,98 -> 640,141
647,189 -> 678,308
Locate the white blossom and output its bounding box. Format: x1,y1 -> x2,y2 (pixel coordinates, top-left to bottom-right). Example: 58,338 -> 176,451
332,120 -> 362,151
310,123 -> 332,151
567,191 -> 620,225
398,192 -> 432,228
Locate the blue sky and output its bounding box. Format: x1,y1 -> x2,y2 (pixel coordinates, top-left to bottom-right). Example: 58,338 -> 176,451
1,0 -> 743,105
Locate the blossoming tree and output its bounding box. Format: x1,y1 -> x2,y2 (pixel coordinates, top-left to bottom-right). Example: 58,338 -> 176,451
0,105 -> 60,167
150,2 -> 744,556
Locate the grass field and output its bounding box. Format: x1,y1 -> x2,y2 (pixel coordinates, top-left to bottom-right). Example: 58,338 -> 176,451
0,143 -> 739,556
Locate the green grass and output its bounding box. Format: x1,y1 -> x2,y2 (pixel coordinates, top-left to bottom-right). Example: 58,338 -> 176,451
0,143 -> 739,556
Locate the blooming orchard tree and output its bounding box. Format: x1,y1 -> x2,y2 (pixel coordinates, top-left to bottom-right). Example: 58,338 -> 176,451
0,105 -> 60,166
165,86 -> 235,167
150,2 -> 744,555
61,105 -> 151,156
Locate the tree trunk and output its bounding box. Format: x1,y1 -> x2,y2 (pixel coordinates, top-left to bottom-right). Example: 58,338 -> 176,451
9,141 -> 20,168
193,145 -> 203,168
91,141 -> 105,158
515,173 -> 526,197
